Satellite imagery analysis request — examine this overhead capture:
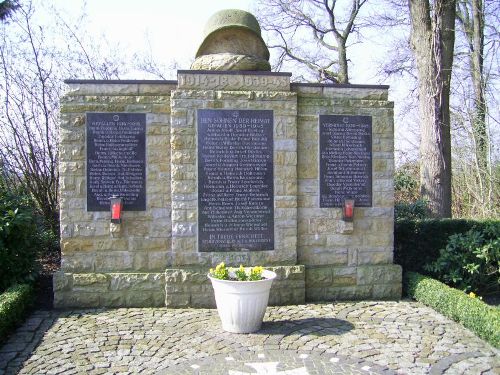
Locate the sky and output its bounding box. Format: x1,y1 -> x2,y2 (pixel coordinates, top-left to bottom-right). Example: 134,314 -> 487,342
49,0 -> 388,83
52,0 -> 257,74
43,0 -> 418,161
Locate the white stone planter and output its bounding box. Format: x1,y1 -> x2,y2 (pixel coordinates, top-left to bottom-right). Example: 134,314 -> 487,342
208,270 -> 276,333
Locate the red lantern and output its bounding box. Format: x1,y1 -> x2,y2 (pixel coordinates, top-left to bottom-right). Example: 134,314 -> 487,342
110,196 -> 123,224
343,199 -> 354,222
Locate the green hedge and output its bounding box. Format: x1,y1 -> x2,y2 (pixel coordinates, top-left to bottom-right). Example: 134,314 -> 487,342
406,272 -> 500,348
0,283 -> 34,343
0,189 -> 39,292
394,219 -> 499,274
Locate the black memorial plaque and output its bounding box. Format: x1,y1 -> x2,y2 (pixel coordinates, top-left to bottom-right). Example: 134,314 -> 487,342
198,109 -> 274,252
319,115 -> 372,208
86,112 -> 146,211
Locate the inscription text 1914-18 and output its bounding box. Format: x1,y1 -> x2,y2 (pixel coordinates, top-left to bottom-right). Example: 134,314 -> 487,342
319,115 -> 372,208
86,112 -> 146,211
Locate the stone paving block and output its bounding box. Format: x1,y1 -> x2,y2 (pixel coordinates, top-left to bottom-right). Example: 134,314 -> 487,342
3,302 -> 497,375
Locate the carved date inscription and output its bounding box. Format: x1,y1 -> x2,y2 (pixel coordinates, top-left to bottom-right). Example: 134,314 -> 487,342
86,112 -> 146,211
319,115 -> 372,208
198,109 -> 274,252
179,73 -> 289,90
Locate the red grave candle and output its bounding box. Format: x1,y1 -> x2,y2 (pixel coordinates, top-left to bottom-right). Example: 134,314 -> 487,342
345,203 -> 353,218
111,202 -> 121,220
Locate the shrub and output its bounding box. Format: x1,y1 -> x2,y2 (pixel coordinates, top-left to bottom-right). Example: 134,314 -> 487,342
0,283 -> 34,343
406,272 -> 500,348
0,188 -> 39,292
394,162 -> 420,203
394,219 -> 499,274
35,223 -> 59,256
424,224 -> 499,294
395,199 -> 430,221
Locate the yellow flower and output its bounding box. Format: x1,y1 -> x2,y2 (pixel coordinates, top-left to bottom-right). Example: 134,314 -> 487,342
252,266 -> 263,274
248,266 -> 264,280
469,292 -> 476,298
239,265 -> 245,272
215,262 -> 225,271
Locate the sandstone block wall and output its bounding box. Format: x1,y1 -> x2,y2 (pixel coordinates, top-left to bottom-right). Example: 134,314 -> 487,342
170,71 -> 298,268
57,81 -> 175,307
292,83 -> 402,300
55,72 -> 401,308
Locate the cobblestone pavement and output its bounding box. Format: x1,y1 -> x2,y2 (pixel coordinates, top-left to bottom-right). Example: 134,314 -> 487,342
0,301 -> 498,374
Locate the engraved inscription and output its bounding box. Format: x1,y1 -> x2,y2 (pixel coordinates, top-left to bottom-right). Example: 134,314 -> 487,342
198,109 -> 274,252
179,73 -> 289,90
319,115 -> 372,208
86,112 -> 146,211
211,253 -> 250,267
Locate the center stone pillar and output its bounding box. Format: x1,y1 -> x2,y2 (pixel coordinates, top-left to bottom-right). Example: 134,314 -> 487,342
166,70 -> 304,307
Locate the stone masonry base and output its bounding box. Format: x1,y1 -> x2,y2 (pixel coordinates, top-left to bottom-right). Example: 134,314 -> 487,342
54,264 -> 401,308
305,264 -> 403,301
53,272 -> 166,308
164,265 -> 306,308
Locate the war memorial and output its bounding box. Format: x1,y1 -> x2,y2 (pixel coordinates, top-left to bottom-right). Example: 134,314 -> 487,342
54,9 -> 402,308
2,9 -> 499,375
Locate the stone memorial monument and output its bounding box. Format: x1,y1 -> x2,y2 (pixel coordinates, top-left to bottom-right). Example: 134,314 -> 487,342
191,9 -> 271,71
55,9 -> 402,308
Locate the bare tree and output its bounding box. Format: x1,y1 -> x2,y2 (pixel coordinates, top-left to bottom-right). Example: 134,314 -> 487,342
451,0 -> 500,217
256,0 -> 368,83
0,2 -> 60,232
378,0 -> 498,218
0,0 -> 130,234
132,34 -> 182,80
456,0 -> 488,172
408,0 -> 456,218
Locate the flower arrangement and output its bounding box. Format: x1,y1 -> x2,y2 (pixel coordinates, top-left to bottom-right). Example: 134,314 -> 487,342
209,262 -> 265,281
207,261 -> 276,333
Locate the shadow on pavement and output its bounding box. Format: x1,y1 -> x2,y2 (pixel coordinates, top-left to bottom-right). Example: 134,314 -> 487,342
259,317 -> 355,336
0,310 -> 59,375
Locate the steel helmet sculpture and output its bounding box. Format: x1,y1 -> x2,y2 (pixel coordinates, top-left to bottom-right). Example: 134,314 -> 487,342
191,9 -> 271,71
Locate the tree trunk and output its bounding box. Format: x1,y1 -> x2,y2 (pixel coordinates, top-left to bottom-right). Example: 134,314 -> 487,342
470,0 -> 489,192
409,0 -> 456,218
336,37 -> 349,84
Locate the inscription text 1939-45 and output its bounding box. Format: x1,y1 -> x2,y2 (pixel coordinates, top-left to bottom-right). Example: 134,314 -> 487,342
319,115 -> 372,208
198,109 -> 274,252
